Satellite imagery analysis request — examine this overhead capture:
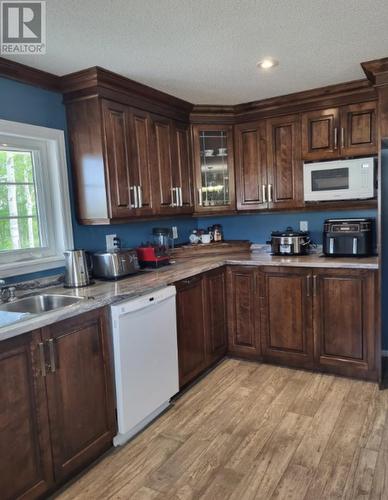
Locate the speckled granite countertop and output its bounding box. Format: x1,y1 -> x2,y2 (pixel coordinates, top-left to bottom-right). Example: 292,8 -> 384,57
0,252 -> 378,342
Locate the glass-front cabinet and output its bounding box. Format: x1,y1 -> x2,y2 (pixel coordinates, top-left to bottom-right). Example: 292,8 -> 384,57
192,124 -> 235,212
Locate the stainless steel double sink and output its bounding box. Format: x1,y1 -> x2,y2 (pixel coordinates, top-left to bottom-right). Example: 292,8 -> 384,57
0,294 -> 83,315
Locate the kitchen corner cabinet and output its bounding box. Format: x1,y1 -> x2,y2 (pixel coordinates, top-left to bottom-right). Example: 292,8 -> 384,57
226,266 -> 261,358
301,101 -> 377,160
66,97 -> 193,224
0,308 -> 116,500
260,267 -> 314,369
175,268 -> 227,387
235,115 -> 303,211
192,124 -> 235,213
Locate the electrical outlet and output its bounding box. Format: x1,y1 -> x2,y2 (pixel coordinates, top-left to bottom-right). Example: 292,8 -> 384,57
106,234 -> 117,251
299,221 -> 308,232
171,226 -> 178,239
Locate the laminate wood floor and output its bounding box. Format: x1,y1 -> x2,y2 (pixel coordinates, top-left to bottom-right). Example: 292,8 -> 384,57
56,359 -> 388,500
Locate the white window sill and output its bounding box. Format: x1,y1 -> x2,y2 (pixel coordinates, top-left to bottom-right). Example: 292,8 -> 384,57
0,256 -> 65,278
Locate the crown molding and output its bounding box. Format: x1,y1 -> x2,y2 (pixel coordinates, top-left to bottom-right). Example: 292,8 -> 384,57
0,56 -> 60,92
361,57 -> 388,87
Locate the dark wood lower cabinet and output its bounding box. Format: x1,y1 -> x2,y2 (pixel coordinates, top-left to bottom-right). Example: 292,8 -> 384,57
260,267 -> 314,369
176,268 -> 227,387
205,267 -> 227,365
313,268 -> 377,380
226,266 -> 261,359
176,275 -> 207,387
0,331 -> 53,500
42,308 -> 116,483
0,308 -> 116,500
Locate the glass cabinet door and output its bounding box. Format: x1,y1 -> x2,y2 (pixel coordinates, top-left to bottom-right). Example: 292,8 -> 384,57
193,125 -> 235,211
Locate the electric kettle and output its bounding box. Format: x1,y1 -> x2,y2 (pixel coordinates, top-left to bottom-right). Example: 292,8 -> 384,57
64,250 -> 91,288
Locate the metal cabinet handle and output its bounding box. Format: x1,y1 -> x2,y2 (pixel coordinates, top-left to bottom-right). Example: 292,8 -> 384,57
48,339 -> 56,373
130,186 -> 138,208
313,275 -> 318,297
262,185 -> 267,203
334,127 -> 338,149
341,127 -> 345,149
137,185 -> 143,208
306,275 -> 311,297
170,187 -> 176,207
268,184 -> 273,203
198,188 -> 203,206
38,342 -> 46,377
179,187 -> 183,207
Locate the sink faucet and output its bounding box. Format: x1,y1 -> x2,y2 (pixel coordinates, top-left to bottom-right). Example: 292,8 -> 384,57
0,280 -> 17,303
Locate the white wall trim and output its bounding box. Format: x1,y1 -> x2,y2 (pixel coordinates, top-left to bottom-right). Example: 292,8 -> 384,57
0,119 -> 73,277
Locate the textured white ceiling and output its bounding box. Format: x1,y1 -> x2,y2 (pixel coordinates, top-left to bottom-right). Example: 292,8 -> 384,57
4,0 -> 388,104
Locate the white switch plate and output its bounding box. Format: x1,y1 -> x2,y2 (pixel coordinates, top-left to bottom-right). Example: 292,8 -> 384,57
106,234 -> 117,251
171,226 -> 178,239
299,221 -> 308,232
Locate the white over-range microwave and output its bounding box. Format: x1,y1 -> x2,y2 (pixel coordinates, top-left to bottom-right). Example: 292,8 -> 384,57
303,157 -> 376,202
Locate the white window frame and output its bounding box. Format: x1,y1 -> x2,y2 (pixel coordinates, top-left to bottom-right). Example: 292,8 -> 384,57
0,119 -> 73,277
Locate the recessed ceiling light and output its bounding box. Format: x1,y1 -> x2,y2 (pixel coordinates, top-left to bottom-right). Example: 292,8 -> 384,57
257,58 -> 279,70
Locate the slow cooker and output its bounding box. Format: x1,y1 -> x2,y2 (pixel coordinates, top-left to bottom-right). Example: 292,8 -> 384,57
267,227 -> 312,256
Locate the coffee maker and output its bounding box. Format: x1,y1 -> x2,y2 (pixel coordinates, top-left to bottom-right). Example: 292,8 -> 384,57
136,228 -> 172,268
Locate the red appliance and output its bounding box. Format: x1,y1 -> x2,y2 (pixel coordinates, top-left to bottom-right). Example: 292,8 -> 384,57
136,245 -> 171,268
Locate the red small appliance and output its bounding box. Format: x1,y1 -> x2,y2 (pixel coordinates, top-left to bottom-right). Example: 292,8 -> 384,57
136,245 -> 170,268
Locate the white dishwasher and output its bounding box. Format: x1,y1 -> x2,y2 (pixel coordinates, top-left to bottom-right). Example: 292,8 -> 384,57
110,286 -> 179,446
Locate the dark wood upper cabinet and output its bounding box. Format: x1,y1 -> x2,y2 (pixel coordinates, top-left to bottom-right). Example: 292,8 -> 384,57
0,331 -> 53,500
301,108 -> 340,160
102,100 -> 134,219
266,114 -> 304,209
127,108 -> 155,216
43,308 -> 116,483
235,121 -> 268,210
313,269 -> 377,379
172,122 -> 193,213
175,275 -> 207,387
205,267 -> 227,364
227,266 -> 261,358
192,124 -> 235,213
260,267 -> 314,369
340,102 -> 377,156
302,102 -> 377,160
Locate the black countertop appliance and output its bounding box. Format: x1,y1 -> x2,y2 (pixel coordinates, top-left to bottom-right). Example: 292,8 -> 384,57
323,218 -> 375,257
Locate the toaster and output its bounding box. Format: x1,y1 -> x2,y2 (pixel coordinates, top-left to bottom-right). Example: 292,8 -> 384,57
91,249 -> 140,279
323,218 -> 375,257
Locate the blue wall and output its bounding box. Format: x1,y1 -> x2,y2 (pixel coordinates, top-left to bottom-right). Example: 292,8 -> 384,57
198,209 -> 377,245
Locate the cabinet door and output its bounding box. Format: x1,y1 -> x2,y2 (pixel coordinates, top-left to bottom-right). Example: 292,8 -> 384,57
0,331 -> 53,500
260,267 -> 314,368
301,108 -> 340,160
176,275 -> 207,387
43,308 -> 116,483
128,108 -> 155,215
313,269 -> 377,379
192,124 -> 235,213
102,100 -> 135,219
150,115 -> 175,213
340,102 -> 378,157
235,121 -> 268,210
227,266 -> 261,358
171,122 -> 194,213
266,114 -> 304,209
205,267 -> 227,364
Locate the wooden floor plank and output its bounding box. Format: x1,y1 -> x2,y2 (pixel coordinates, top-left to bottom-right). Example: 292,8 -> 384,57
55,360 -> 385,500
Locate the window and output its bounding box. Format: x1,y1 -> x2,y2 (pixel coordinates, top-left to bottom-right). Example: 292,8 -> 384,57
0,120 -> 73,277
